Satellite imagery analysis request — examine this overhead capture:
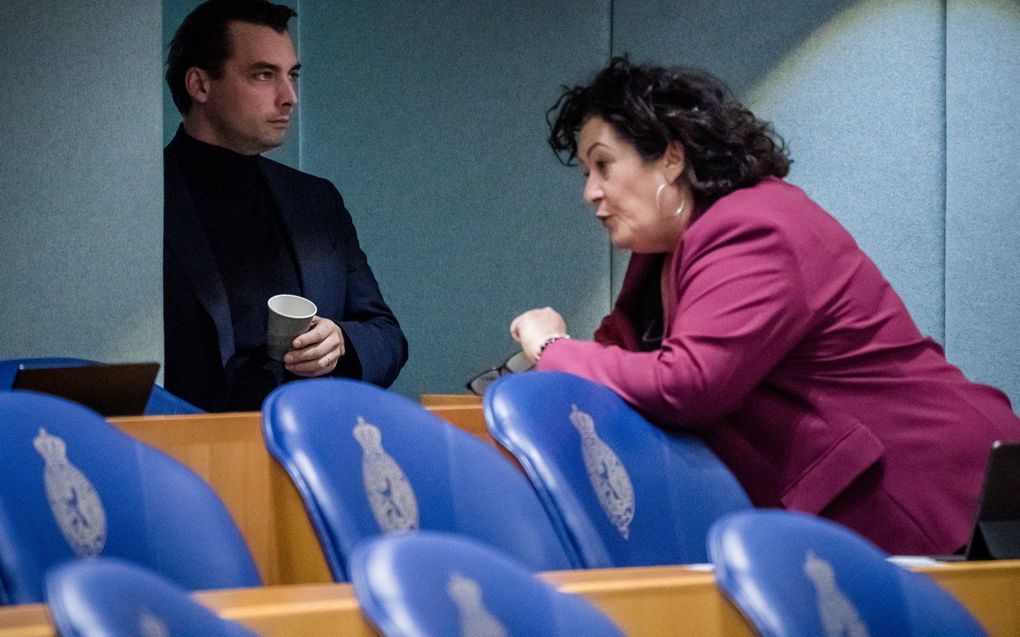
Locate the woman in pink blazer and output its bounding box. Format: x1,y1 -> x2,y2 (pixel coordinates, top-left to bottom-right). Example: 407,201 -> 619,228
511,57 -> 1019,555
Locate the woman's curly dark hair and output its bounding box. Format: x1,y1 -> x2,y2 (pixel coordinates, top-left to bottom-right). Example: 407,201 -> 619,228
549,56 -> 790,207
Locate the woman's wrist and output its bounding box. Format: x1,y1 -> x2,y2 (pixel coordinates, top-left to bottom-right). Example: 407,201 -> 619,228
536,333 -> 570,361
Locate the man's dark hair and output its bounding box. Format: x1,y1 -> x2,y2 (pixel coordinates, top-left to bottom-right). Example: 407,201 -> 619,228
166,0 -> 296,115
548,56 -> 790,208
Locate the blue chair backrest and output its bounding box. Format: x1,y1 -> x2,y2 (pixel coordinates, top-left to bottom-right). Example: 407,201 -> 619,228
46,558 -> 258,637
261,378 -> 575,581
708,509 -> 987,637
898,568 -> 988,635
145,385 -> 204,415
0,391 -> 260,604
484,371 -> 752,568
0,357 -> 202,415
350,531 -> 624,637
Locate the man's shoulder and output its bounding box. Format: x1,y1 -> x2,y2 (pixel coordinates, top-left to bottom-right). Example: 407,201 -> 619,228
163,134 -> 183,164
163,132 -> 338,192
258,155 -> 335,190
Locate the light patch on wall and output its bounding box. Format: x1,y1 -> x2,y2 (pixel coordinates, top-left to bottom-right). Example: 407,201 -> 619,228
737,0 -> 947,342
743,0 -> 938,104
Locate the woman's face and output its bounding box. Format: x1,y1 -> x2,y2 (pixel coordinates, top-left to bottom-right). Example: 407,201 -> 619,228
577,117 -> 685,253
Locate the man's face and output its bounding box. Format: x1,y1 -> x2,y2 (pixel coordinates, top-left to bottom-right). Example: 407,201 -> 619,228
190,21 -> 300,155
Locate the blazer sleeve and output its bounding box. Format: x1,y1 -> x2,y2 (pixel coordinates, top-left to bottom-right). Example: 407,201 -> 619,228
328,186 -> 408,388
540,208 -> 815,428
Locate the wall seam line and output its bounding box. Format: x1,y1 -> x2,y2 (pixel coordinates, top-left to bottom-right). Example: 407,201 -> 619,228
296,0 -> 304,172
941,0 -> 948,347
607,0 -> 617,311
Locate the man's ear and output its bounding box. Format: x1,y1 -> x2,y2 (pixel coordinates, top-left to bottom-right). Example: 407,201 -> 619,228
662,141 -> 687,184
184,67 -> 212,105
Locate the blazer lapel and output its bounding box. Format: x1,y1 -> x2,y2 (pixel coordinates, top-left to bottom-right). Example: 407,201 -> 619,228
260,160 -> 339,318
164,139 -> 235,366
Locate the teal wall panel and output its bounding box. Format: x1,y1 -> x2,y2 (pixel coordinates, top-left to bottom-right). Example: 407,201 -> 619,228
297,1 -> 611,396
0,1 -> 163,366
946,0 -> 1020,405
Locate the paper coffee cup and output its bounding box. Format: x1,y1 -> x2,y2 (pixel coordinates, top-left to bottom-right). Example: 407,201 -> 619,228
267,294 -> 317,361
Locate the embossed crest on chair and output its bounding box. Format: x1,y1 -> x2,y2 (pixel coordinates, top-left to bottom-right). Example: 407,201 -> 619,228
350,532 -> 623,637
0,391 -> 259,604
46,558 -> 258,637
261,378 -> 575,581
484,371 -> 751,567
708,510 -> 988,637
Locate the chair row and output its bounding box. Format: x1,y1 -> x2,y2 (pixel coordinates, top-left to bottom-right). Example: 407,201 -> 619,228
0,371 -> 737,603
44,511 -> 986,637
0,372 -> 988,634
263,371 -> 756,581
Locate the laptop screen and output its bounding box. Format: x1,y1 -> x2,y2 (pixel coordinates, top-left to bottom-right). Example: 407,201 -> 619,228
965,441 -> 1020,560
12,362 -> 160,417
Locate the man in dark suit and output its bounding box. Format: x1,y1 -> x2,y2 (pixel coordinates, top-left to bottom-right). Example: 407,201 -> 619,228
164,0 -> 407,411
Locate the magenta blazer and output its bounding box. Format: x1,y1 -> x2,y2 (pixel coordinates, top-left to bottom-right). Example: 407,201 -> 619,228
540,177 -> 1019,554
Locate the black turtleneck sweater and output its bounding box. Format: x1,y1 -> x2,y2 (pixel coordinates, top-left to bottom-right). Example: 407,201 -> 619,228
175,132 -> 301,410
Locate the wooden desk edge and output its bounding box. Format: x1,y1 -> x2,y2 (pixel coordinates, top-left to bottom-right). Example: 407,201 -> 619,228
4,561 -> 1017,637
419,394 -> 483,407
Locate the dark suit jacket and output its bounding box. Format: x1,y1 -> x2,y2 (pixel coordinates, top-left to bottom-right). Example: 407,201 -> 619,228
164,132 -> 407,411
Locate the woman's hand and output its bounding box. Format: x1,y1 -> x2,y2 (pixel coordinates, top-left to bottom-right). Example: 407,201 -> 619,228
510,307 -> 568,362
284,316 -> 346,377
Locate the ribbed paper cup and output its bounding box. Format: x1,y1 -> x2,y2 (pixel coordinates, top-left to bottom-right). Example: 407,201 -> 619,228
266,294 -> 317,361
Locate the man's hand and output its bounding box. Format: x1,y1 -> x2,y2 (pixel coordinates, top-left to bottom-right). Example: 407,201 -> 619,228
510,307 -> 568,362
284,316 -> 346,377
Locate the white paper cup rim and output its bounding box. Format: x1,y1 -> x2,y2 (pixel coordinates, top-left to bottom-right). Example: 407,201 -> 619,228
268,294 -> 317,319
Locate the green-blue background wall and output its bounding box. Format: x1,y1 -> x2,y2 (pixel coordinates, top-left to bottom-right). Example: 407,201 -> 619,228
2,1 -> 1017,411
0,1 -> 163,368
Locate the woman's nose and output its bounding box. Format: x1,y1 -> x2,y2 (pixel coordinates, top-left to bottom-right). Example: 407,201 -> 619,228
583,174 -> 602,205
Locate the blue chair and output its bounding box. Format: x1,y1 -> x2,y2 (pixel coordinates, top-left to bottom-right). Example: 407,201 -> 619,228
350,531 -> 624,637
261,378 -> 576,581
0,391 -> 260,604
46,558 -> 257,637
484,371 -> 752,568
708,509 -> 987,637
0,357 -> 202,415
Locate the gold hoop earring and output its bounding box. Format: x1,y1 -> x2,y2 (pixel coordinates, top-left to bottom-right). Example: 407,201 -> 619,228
656,182 -> 687,218
655,182 -> 667,215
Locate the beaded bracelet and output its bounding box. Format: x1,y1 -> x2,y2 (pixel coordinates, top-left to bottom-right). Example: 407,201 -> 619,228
536,334 -> 570,361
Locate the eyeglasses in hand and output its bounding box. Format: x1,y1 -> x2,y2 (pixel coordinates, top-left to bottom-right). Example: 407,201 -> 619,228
465,350 -> 534,396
